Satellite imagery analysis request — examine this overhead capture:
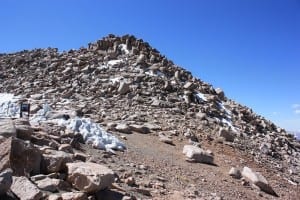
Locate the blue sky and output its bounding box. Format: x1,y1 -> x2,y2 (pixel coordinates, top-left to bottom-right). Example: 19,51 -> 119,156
1,0 -> 299,131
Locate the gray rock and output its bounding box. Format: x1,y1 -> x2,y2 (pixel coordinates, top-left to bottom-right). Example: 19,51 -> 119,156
11,176 -> 43,200
183,145 -> 214,164
115,123 -> 131,134
228,167 -> 241,179
118,82 -> 130,95
219,128 -> 235,142
129,124 -> 150,134
241,167 -> 277,196
66,162 -> 115,193
159,135 -> 174,145
0,168 -> 12,195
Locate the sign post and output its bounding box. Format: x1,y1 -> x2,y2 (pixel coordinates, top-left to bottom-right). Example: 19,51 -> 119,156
20,102 -> 30,118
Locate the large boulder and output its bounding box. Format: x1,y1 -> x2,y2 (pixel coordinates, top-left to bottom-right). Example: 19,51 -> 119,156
41,149 -> 73,173
66,162 -> 115,193
0,168 -> 12,195
10,138 -> 42,176
183,145 -> 214,164
11,176 -> 43,200
0,119 -> 16,138
241,167 -> 277,196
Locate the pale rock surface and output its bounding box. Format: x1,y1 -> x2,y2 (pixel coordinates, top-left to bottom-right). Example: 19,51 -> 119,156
66,162 -> 115,193
241,166 -> 277,196
11,176 -> 43,200
183,145 -> 214,164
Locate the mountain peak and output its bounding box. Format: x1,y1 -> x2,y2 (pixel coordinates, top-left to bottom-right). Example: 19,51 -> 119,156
0,34 -> 299,199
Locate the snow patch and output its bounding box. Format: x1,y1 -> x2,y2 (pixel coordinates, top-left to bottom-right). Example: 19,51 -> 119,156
145,70 -> 165,77
119,44 -> 130,54
32,104 -> 126,151
195,92 -> 207,102
58,117 -> 126,150
0,93 -> 20,118
218,102 -> 232,119
107,59 -> 123,67
0,93 -> 126,151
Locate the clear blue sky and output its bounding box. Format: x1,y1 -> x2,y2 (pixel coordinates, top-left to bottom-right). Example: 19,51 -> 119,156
1,0 -> 299,131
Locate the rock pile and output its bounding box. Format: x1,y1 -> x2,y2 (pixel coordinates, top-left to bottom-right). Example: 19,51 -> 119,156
0,34 -> 300,199
0,118 -> 117,199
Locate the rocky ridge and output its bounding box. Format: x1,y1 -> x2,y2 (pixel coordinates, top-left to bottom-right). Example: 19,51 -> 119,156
0,34 -> 299,199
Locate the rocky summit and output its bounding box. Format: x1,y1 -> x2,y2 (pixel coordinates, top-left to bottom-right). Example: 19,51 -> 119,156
0,34 -> 299,199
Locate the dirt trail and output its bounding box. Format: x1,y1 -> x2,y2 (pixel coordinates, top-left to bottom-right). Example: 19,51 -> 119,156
102,132 -> 300,200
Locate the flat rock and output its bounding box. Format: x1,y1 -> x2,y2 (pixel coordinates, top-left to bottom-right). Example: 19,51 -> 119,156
66,162 -> 115,193
183,145 -> 214,164
159,135 -> 174,145
11,176 -> 43,200
0,168 -> 12,195
35,177 -> 69,192
61,192 -> 88,200
115,123 -> 131,134
129,124 -> 150,134
241,167 -> 277,196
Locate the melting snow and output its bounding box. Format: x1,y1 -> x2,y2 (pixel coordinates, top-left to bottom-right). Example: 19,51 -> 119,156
0,93 -> 20,118
0,93 -> 126,151
218,102 -> 232,119
145,70 -> 165,77
58,117 -> 126,151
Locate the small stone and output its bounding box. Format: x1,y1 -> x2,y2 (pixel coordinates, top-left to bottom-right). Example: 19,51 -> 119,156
115,123 -> 131,134
183,145 -> 214,164
129,124 -> 150,134
125,177 -> 136,186
159,135 -> 174,145
118,82 -> 130,95
228,167 -> 241,179
59,144 -> 74,153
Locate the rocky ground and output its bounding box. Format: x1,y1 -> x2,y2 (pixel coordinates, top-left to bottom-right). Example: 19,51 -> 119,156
0,34 -> 300,199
